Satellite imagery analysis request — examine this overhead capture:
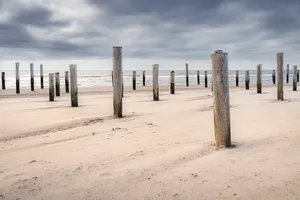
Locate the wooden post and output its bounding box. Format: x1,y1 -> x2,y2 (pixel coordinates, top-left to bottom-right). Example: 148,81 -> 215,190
293,65 -> 297,91
1,72 -> 5,90
30,63 -> 34,91
143,71 -> 146,86
211,50 -> 231,147
70,65 -> 78,107
16,62 -> 20,94
65,71 -> 69,93
204,71 -> 208,88
153,64 -> 159,101
113,47 -> 123,117
236,70 -> 239,87
286,64 -> 289,83
40,64 -> 44,89
185,63 -> 189,87
257,64 -> 262,94
277,53 -> 284,101
197,71 -> 200,85
297,69 -> 299,82
49,73 -> 54,102
272,70 -> 276,84
245,70 -> 250,90
132,71 -> 136,90
55,72 -> 60,96
170,71 -> 175,94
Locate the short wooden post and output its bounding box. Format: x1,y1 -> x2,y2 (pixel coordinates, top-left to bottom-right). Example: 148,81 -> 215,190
16,62 -> 20,94
30,63 -> 34,91
204,71 -> 208,88
277,53 -> 284,101
245,70 -> 250,90
49,73 -> 55,102
236,70 -> 239,87
211,50 -> 231,148
65,71 -> 69,93
55,72 -> 60,96
132,71 -> 136,90
257,64 -> 262,94
143,71 -> 146,86
1,72 -> 5,90
185,63 -> 189,87
153,64 -> 159,101
113,47 -> 123,117
286,64 -> 289,83
272,70 -> 276,84
197,71 -> 200,85
170,71 -> 175,94
40,64 -> 44,89
297,70 -> 299,82
293,65 -> 297,91
70,65 -> 78,107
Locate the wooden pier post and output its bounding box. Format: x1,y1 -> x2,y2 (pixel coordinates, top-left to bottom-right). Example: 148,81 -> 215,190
257,64 -> 262,94
204,71 -> 208,88
143,71 -> 146,86
277,53 -> 284,100
113,47 -> 123,117
272,70 -> 276,84
211,50 -> 231,147
170,71 -> 175,94
236,70 -> 239,87
65,71 -> 69,93
286,64 -> 289,83
132,71 -> 136,90
55,72 -> 60,96
293,65 -> 297,91
197,71 -> 200,85
185,63 -> 189,87
297,69 -> 299,82
49,73 -> 54,102
1,72 -> 5,90
70,65 -> 78,107
30,63 -> 34,91
40,64 -> 44,89
16,62 -> 20,94
245,70 -> 250,90
153,64 -> 159,101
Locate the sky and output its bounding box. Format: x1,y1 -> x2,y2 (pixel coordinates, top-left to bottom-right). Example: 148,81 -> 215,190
0,0 -> 299,70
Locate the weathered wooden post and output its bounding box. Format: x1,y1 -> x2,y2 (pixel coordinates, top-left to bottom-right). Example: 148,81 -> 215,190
211,50 -> 231,147
272,70 -> 276,84
16,62 -> 20,94
245,70 -> 250,90
30,63 -> 34,91
49,73 -> 54,102
204,71 -> 208,88
65,71 -> 69,93
185,63 -> 189,87
286,64 -> 289,83
132,71 -> 136,90
236,70 -> 239,87
70,65 -> 78,107
55,72 -> 60,96
40,64 -> 44,89
153,64 -> 159,101
293,65 -> 297,91
113,47 -> 123,117
197,71 -> 200,85
257,64 -> 262,94
143,71 -> 146,86
170,71 -> 175,94
1,72 -> 5,90
277,53 -> 284,101
297,69 -> 299,82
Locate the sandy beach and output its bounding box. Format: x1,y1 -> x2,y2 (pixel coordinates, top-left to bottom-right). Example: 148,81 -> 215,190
1,83 -> 300,200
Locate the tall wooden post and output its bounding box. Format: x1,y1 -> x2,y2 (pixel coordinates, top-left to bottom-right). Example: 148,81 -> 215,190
272,70 -> 276,84
185,63 -> 189,87
211,50 -> 231,148
16,62 -> 20,94
297,69 -> 299,82
286,64 -> 289,83
257,64 -> 262,94
245,70 -> 250,90
204,71 -> 208,88
153,64 -> 159,101
49,73 -> 54,102
293,65 -> 297,91
65,71 -> 69,93
143,71 -> 146,86
70,65 -> 78,107
197,71 -> 200,85
170,71 -> 175,94
277,53 -> 284,101
113,47 -> 123,117
236,70 -> 239,87
1,72 -> 5,90
132,71 -> 136,90
55,72 -> 60,96
30,63 -> 34,91
40,64 -> 44,89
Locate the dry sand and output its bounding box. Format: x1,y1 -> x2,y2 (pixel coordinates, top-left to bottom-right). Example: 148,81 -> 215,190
0,84 -> 300,200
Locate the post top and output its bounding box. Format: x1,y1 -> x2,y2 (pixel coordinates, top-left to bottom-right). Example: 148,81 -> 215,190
214,50 -> 223,53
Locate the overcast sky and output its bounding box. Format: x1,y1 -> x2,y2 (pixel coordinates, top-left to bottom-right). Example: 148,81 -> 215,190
0,0 -> 299,70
